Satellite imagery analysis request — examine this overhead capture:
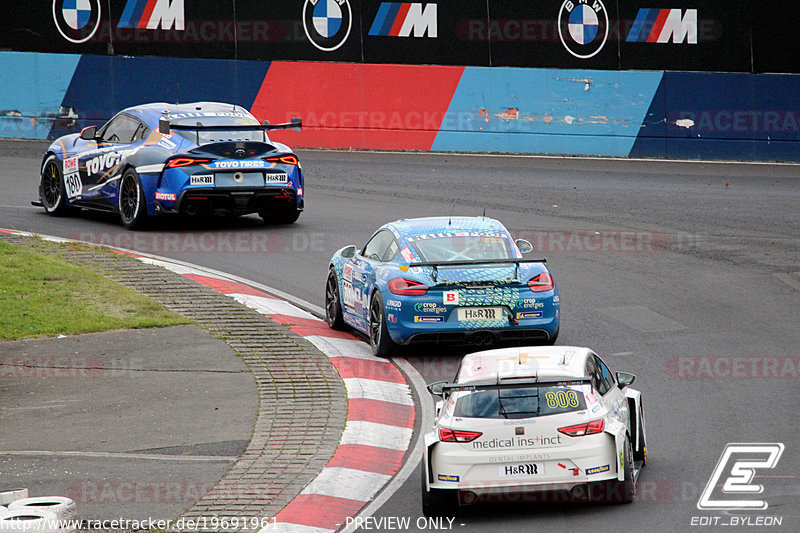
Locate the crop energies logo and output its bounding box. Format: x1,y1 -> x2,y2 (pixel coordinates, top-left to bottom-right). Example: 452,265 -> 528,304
558,0 -> 609,59
303,0 -> 353,51
52,0 -> 101,43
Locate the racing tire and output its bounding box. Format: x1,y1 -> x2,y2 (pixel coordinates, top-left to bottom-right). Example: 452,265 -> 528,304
0,509 -> 59,532
592,437 -> 635,504
325,267 -> 345,330
39,155 -> 70,216
632,402 -> 647,466
421,467 -> 458,517
119,168 -> 148,230
369,291 -> 396,358
8,497 -> 76,521
260,203 -> 300,225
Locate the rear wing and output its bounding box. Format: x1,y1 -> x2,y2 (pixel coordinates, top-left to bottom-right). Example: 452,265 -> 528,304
400,257 -> 547,280
158,116 -> 302,135
429,377 -> 591,396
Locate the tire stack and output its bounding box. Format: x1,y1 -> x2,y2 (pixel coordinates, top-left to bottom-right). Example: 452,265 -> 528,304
0,492 -> 77,533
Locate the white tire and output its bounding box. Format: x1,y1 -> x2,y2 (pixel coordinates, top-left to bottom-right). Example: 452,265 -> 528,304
8,497 -> 76,521
0,505 -> 8,517
0,509 -> 60,532
0,489 -> 28,505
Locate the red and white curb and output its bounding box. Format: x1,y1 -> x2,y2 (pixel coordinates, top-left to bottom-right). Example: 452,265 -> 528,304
2,229 -> 421,532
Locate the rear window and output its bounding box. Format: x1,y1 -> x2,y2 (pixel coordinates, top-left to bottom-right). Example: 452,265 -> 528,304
407,232 -> 516,262
454,386 -> 586,419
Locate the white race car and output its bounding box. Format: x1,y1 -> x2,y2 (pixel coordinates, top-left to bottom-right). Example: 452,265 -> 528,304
421,346 -> 646,515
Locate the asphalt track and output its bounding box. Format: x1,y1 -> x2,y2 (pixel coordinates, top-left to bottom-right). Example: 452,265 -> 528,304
2,139 -> 799,532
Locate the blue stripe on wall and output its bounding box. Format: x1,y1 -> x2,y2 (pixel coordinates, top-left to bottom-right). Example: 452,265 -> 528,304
432,67 -> 663,157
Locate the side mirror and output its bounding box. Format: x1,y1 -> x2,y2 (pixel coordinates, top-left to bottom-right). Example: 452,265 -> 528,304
291,116 -> 302,132
158,118 -> 170,135
616,371 -> 636,388
516,239 -> 533,254
79,125 -> 97,141
427,380 -> 449,397
341,245 -> 357,259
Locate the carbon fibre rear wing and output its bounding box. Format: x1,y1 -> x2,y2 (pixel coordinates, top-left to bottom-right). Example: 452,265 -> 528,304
158,117 -> 302,135
399,257 -> 547,281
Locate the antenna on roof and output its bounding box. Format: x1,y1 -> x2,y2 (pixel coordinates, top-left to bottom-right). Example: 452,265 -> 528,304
482,207 -> 486,217
448,204 -> 456,225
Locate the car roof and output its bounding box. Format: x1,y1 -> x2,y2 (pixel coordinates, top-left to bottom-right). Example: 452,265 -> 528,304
118,102 -> 257,127
456,346 -> 593,384
386,216 -> 509,238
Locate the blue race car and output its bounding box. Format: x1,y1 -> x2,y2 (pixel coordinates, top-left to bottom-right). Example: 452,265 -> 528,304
36,102 -> 303,229
325,217 -> 560,356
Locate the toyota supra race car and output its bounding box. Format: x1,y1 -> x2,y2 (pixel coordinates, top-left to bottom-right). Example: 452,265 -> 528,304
36,102 -> 304,229
422,346 -> 647,515
324,217 -> 560,356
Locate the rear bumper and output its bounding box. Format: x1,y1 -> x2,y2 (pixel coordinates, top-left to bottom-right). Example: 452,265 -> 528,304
155,187 -> 300,215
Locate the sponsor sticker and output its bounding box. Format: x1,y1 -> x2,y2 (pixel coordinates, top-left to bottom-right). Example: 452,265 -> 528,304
586,464 -> 610,475
516,311 -> 543,319
498,463 -> 545,478
63,173 -> 82,200
190,175 -> 214,186
155,192 -> 176,201
400,246 -> 415,263
437,474 -> 459,483
211,160 -> 266,170
457,307 -> 503,321
443,291 -> 459,305
414,316 -> 444,323
265,172 -> 289,184
63,156 -> 79,174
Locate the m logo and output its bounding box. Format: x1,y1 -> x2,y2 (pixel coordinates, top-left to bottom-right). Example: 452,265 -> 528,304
369,3 -> 438,38
52,0 -> 101,44
697,443 -> 785,510
118,0 -> 185,30
626,9 -> 697,44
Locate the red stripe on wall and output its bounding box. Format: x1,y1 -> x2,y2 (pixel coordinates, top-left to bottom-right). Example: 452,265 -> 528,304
348,398 -> 415,427
251,61 -> 464,151
389,4 -> 412,36
275,493 -> 365,528
648,9 -> 670,42
326,444 -> 405,475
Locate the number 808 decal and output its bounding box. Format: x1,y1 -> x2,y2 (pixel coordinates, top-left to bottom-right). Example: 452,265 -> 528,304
545,390 -> 580,409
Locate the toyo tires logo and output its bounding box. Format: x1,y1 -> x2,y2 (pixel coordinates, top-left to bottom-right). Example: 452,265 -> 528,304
303,0 -> 352,51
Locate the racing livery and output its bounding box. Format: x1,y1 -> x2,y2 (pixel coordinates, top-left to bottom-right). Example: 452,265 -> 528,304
36,102 -> 304,229
325,217 -> 560,356
422,346 -> 647,515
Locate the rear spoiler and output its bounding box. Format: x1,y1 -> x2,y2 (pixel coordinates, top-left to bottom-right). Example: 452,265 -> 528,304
429,377 -> 591,396
158,116 -> 302,135
400,257 -> 547,281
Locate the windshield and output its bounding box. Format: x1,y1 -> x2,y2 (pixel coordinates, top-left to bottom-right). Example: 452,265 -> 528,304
408,232 -> 516,262
453,385 -> 586,419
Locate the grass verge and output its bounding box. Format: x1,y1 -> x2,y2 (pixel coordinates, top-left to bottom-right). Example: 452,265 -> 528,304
0,241 -> 190,341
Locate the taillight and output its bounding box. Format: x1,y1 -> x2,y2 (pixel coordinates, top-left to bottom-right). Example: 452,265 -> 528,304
527,272 -> 554,292
558,419 -> 605,437
165,157 -> 212,168
265,155 -> 299,165
388,278 -> 429,296
439,428 -> 483,443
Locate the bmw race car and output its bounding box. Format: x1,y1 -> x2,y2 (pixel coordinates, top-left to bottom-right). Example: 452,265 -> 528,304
36,102 -> 304,229
324,217 -> 560,356
422,346 -> 647,516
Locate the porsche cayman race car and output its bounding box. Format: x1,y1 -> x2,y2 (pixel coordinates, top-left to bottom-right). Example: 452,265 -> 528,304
36,102 -> 303,229
422,346 -> 647,516
325,216 -> 560,356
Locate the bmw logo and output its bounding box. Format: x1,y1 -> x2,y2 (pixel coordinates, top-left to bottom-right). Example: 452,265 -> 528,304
52,0 -> 101,44
303,0 -> 352,52
558,0 -> 609,59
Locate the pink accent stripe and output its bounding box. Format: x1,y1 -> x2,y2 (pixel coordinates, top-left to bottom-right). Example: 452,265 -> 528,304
0,229 -> 17,234
183,274 -> 273,297
270,314 -> 361,340
111,249 -> 142,257
331,356 -> 406,384
326,444 -> 405,476
275,494 -> 365,529
347,398 -> 415,428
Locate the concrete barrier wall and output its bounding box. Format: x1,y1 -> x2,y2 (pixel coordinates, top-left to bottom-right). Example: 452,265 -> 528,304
3,51 -> 800,161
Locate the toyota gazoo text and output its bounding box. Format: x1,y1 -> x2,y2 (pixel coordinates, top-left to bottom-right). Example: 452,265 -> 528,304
37,102 -> 303,229
324,217 -> 560,356
422,346 -> 647,515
